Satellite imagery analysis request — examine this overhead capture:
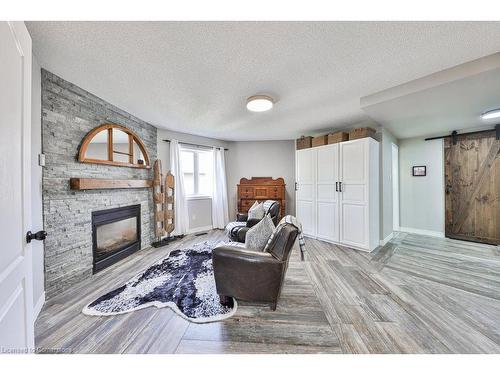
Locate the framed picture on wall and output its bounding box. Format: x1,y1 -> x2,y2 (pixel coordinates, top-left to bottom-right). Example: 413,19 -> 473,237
412,166 -> 426,176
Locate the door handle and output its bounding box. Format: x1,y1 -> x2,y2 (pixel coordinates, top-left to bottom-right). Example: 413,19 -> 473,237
336,182 -> 339,192
339,182 -> 343,192
295,182 -> 298,191
26,230 -> 47,244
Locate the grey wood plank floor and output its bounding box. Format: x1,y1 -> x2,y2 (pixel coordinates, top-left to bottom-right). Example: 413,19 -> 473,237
35,230 -> 500,353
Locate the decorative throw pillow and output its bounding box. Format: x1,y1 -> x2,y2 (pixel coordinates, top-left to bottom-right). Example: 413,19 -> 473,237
249,200 -> 259,211
245,214 -> 275,251
248,201 -> 265,220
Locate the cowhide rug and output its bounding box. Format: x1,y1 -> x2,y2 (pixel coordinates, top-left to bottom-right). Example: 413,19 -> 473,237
82,241 -> 239,323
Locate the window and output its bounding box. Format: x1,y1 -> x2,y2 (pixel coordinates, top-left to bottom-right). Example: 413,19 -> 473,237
180,147 -> 213,197
79,123 -> 150,168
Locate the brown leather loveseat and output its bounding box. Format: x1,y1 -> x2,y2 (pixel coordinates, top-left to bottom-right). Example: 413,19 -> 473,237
229,200 -> 281,243
213,222 -> 298,310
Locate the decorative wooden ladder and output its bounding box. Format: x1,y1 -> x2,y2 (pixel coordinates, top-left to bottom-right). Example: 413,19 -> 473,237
152,160 -> 177,247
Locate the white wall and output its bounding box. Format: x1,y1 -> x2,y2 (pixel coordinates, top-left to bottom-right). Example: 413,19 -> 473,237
157,129 -> 230,232
226,140 -> 296,220
155,123 -> 401,242
186,198 -> 212,231
156,131 -> 296,229
31,56 -> 45,315
399,137 -> 445,236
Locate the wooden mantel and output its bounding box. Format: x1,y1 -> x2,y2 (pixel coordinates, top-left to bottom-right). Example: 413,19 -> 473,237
70,178 -> 152,190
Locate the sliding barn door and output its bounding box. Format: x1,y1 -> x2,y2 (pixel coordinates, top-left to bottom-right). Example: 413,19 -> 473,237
444,130 -> 499,245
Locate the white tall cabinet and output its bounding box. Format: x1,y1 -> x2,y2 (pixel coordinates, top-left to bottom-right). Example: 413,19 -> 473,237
296,137 -> 379,252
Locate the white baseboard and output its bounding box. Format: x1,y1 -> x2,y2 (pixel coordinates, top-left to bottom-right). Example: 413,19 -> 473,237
187,225 -> 213,235
379,232 -> 394,246
399,227 -> 444,238
33,292 -> 45,321
303,234 -> 374,252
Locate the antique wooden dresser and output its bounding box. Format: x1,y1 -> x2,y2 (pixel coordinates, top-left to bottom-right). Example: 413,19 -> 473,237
237,177 -> 286,219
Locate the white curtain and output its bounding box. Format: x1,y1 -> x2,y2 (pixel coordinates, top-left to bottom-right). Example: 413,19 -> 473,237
212,147 -> 229,229
170,139 -> 189,235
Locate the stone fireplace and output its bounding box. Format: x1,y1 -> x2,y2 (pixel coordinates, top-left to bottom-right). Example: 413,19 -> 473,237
41,70 -> 157,298
92,205 -> 141,273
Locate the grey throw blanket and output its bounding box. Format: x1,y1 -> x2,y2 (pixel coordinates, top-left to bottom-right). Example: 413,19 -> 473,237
264,215 -> 306,260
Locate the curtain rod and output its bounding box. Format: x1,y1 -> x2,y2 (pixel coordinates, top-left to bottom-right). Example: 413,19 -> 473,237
162,139 -> 228,151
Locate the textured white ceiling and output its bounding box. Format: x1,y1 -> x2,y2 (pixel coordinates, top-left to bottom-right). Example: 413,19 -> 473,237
362,68 -> 500,139
27,21 -> 500,141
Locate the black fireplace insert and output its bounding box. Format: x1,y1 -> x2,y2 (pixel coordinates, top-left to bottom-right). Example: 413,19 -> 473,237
92,204 -> 141,273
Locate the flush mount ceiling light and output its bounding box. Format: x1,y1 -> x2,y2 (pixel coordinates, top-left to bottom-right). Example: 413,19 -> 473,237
246,95 -> 274,112
481,108 -> 500,120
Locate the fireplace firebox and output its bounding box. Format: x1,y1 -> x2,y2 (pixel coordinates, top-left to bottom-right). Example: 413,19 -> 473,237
92,204 -> 141,273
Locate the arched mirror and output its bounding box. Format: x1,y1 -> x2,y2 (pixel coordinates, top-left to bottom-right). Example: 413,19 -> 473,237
79,124 -> 150,169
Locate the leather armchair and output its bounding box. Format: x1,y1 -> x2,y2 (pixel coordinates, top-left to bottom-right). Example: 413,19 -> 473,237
229,200 -> 281,242
213,223 -> 298,310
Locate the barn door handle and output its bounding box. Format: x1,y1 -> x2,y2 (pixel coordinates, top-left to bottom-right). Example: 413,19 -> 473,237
26,230 -> 47,244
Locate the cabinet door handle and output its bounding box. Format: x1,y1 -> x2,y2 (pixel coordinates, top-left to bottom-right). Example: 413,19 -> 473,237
335,182 -> 339,192
339,182 -> 343,192
295,182 -> 298,191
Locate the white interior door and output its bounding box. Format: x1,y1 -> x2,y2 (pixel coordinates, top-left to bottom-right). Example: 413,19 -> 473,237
296,148 -> 315,236
339,139 -> 368,248
316,145 -> 339,242
0,22 -> 34,351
